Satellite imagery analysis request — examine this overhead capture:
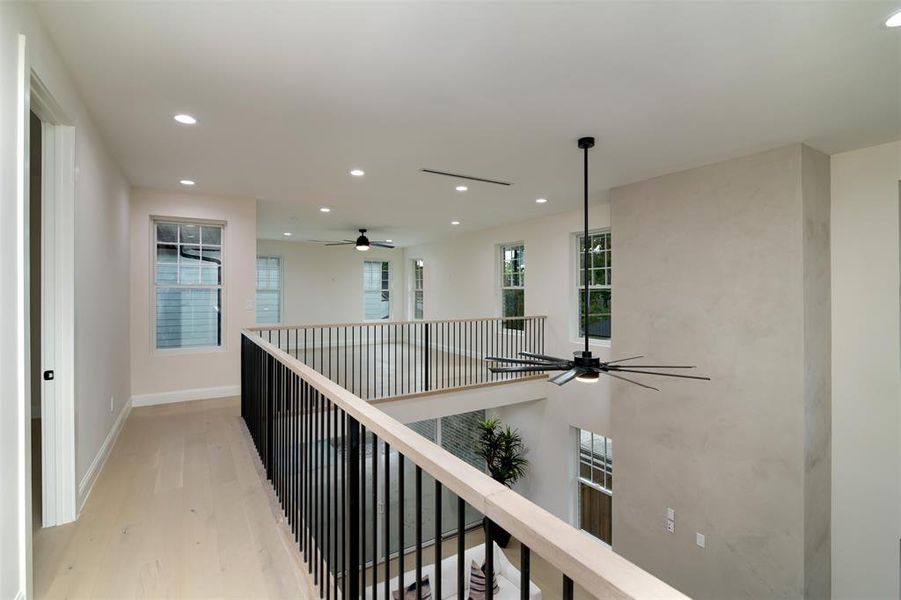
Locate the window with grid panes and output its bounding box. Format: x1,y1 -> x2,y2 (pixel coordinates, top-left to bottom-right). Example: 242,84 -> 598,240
154,221 -> 223,349
256,256 -> 281,324
500,244 -> 525,330
363,260 -> 390,320
577,231 -> 611,340
412,259 -> 424,319
578,429 -> 613,544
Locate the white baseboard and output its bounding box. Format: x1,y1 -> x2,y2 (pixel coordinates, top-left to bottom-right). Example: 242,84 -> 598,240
130,384 -> 240,408
78,398 -> 131,511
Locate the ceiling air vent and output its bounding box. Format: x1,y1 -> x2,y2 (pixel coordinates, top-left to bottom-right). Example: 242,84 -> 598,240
420,169 -> 512,186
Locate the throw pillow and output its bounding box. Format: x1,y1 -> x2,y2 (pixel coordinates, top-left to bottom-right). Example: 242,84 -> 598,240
392,576 -> 431,600
468,560 -> 500,600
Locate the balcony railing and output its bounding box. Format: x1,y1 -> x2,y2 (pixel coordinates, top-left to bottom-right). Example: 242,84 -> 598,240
241,326 -> 688,600
248,316 -> 548,401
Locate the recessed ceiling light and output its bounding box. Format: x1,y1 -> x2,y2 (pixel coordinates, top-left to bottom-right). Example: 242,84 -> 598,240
283,232 -> 292,236
350,169 -> 365,177
320,207 -> 331,213
174,114 -> 197,125
180,179 -> 195,186
455,185 -> 468,192
536,198 -> 547,204
451,220 -> 461,225
886,9 -> 901,27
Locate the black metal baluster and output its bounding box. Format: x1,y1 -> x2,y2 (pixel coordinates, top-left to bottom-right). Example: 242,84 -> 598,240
326,399 -> 332,600
371,433 -> 378,597
434,479 -> 442,600
383,442 -> 391,600
520,544 -> 531,600
360,425 -> 366,597
398,454 -> 405,596
457,497 -> 465,598
563,575 -> 574,600
415,466 -> 423,600
333,404 -> 339,600
340,411 -> 347,598
347,416 -> 360,600
486,518 -> 495,600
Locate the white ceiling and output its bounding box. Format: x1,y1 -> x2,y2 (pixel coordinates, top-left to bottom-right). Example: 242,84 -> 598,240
36,1 -> 901,246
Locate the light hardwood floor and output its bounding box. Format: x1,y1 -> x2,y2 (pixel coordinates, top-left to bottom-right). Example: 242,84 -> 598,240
34,397 -> 315,599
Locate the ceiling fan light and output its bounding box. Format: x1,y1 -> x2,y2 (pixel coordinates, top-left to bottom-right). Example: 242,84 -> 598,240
356,244 -> 370,251
576,370 -> 599,383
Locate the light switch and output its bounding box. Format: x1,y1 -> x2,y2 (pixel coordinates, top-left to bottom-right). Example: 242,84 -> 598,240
696,532 -> 705,548
666,507 -> 675,520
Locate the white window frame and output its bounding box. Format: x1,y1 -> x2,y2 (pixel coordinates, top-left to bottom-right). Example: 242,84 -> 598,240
362,259 -> 392,321
498,242 -> 525,331
573,229 -> 612,345
256,255 -> 283,325
151,217 -> 226,354
410,258 -> 424,320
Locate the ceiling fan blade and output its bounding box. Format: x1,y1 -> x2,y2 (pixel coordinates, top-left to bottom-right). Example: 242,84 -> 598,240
604,365 -> 697,369
603,371 -> 660,391
606,367 -> 711,381
490,366 -> 569,373
325,242 -> 355,246
550,368 -> 582,386
604,355 -> 644,364
520,351 -> 569,363
485,356 -> 567,366
371,242 -> 396,249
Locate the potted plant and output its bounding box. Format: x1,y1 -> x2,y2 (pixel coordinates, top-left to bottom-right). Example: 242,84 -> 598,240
475,417 -> 528,547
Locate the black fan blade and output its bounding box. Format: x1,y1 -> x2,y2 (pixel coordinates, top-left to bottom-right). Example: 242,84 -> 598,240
520,351 -> 569,363
603,371 -> 660,391
604,365 -> 697,369
485,356 -> 568,366
550,368 -> 582,385
489,366 -> 569,373
371,242 -> 396,249
604,355 -> 644,364
607,367 -> 711,381
325,242 -> 355,246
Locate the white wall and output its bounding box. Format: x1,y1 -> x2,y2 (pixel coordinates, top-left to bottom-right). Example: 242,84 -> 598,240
130,190 -> 256,402
402,204 -> 613,520
256,239 -> 404,326
0,3 -> 131,597
830,140 -> 901,600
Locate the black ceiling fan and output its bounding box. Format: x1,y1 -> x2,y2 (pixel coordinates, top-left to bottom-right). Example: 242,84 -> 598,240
484,137 -> 710,390
313,229 -> 394,251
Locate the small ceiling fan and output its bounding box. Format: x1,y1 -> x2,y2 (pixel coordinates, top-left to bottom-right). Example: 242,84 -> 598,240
313,229 -> 394,251
484,137 -> 710,390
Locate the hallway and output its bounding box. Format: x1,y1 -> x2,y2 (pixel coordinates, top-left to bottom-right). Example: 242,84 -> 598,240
33,398 -> 314,599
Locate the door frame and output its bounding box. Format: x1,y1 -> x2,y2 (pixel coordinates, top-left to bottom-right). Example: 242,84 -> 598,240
29,68 -> 77,528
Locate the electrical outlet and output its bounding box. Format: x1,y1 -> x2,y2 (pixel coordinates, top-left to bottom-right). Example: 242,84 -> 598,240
666,519 -> 675,533
696,532 -> 706,548
110,395 -> 114,412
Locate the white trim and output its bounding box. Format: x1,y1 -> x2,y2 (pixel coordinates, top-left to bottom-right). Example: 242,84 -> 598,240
77,400 -> 131,511
130,384 -> 241,407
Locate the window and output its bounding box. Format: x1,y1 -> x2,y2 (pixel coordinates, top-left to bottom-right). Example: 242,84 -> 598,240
577,429 -> 612,544
577,231 -> 611,340
500,243 -> 525,330
363,260 -> 390,320
256,256 -> 281,324
412,259 -> 424,319
154,221 -> 223,349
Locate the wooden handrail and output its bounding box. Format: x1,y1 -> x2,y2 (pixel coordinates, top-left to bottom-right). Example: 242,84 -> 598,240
242,330 -> 687,599
245,314 -> 548,332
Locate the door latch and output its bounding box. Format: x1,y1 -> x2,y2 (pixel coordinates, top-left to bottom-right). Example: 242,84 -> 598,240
43,370 -> 54,381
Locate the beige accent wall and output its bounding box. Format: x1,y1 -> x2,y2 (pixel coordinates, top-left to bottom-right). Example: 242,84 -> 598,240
129,189 -> 256,399
830,140 -> 901,599
610,144 -> 830,599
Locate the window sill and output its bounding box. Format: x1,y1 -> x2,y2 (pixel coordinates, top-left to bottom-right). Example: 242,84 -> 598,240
572,337 -> 612,349
153,345 -> 226,357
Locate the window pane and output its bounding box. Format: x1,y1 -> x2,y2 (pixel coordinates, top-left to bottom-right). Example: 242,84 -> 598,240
502,289 -> 524,330
407,419 -> 437,443
156,264 -> 177,284
180,224 -> 200,244
256,256 -> 281,324
157,244 -> 177,263
363,261 -> 390,319
202,248 -> 222,265
440,410 -> 485,469
157,223 -> 178,243
201,225 -> 221,245
179,265 -> 201,285
256,290 -> 280,324
156,288 -> 221,349
201,265 -> 220,285
180,245 -> 201,265
364,291 -> 390,320
414,291 -> 423,320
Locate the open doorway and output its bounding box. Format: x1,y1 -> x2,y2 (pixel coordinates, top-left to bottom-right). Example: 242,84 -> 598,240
29,109 -> 43,532
28,73 -> 77,530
